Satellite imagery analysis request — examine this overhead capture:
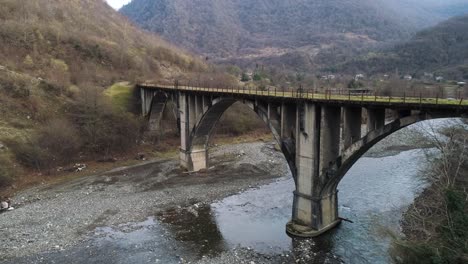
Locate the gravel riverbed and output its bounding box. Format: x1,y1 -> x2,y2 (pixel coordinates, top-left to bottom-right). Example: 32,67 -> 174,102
0,142 -> 288,262
0,125 -> 429,263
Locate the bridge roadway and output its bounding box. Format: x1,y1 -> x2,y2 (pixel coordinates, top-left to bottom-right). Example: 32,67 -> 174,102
138,83 -> 468,237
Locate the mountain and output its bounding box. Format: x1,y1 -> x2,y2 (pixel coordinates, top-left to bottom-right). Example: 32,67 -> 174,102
0,0 -> 206,177
334,15 -> 468,80
120,0 -> 468,72
0,0 -> 204,89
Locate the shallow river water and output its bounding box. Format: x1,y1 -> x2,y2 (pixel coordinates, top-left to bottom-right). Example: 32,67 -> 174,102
209,149 -> 426,263
10,148 -> 429,264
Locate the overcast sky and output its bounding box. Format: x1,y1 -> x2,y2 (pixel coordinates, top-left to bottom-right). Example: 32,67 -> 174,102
106,0 -> 132,10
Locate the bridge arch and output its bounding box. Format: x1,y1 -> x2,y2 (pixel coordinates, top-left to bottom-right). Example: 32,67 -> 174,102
321,113 -> 461,197
186,97 -> 292,174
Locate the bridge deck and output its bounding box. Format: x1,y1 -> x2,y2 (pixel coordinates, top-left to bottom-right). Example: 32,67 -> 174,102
138,84 -> 468,111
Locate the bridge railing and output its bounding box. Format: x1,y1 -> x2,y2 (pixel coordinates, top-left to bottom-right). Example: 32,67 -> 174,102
142,81 -> 467,106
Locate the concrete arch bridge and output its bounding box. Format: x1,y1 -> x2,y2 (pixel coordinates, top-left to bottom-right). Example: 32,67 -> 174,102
138,83 -> 468,237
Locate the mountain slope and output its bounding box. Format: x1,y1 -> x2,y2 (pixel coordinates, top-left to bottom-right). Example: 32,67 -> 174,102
121,0 -> 468,72
335,15 -> 468,79
0,0 -> 207,180
0,0 -> 204,89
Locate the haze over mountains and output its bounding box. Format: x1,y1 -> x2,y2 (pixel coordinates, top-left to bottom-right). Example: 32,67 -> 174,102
121,0 -> 468,72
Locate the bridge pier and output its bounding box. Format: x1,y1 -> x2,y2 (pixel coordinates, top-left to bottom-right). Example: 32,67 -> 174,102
179,93 -> 193,170
366,108 -> 385,132
342,107 -> 362,149
287,103 -> 342,237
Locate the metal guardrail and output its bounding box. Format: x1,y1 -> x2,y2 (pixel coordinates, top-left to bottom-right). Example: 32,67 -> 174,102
139,82 -> 467,107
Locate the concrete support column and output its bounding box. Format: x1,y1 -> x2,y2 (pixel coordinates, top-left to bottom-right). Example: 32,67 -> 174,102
190,148 -> 208,172
281,103 -> 296,139
179,92 -> 192,170
366,108 -> 386,132
287,104 -> 342,237
188,95 -> 197,132
195,95 -> 204,123
291,103 -> 320,228
342,107 -> 362,150
141,89 -> 155,116
319,106 -> 341,176
202,95 -> 211,112
268,103 -> 281,132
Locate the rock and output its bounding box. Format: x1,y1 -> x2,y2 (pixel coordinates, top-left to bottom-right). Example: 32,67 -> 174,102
68,163 -> 87,172
0,201 -> 8,210
136,153 -> 146,161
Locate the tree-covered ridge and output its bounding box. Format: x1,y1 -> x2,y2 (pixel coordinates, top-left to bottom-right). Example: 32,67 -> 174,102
334,15 -> 468,79
122,0 -> 417,56
120,0 -> 468,73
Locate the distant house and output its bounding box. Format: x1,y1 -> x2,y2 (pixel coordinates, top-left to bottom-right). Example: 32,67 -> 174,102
458,81 -> 466,86
321,75 -> 336,80
403,75 -> 412,81
435,76 -> 444,82
423,72 -> 434,79
355,74 -> 364,81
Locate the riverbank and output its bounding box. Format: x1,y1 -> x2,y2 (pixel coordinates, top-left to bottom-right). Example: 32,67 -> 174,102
0,123 -> 433,263
391,123 -> 468,263
0,141 -> 288,262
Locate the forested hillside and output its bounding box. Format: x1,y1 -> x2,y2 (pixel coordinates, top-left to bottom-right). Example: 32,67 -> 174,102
0,0 -> 206,189
334,15 -> 468,79
121,0 -> 468,72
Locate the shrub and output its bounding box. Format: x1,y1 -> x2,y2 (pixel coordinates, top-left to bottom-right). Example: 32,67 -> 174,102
241,72 -> 250,82
7,138 -> 52,171
36,119 -> 82,165
0,155 -> 14,188
67,86 -> 142,155
7,119 -> 81,172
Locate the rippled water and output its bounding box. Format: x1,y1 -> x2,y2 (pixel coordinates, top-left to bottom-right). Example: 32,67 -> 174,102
7,141 -> 436,264
211,149 -> 427,263
73,149 -> 427,264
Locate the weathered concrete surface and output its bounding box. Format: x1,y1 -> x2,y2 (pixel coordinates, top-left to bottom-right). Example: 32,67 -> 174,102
342,107 -> 362,150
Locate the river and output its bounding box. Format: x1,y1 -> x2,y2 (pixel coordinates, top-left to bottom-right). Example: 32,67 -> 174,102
5,120 -> 461,264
